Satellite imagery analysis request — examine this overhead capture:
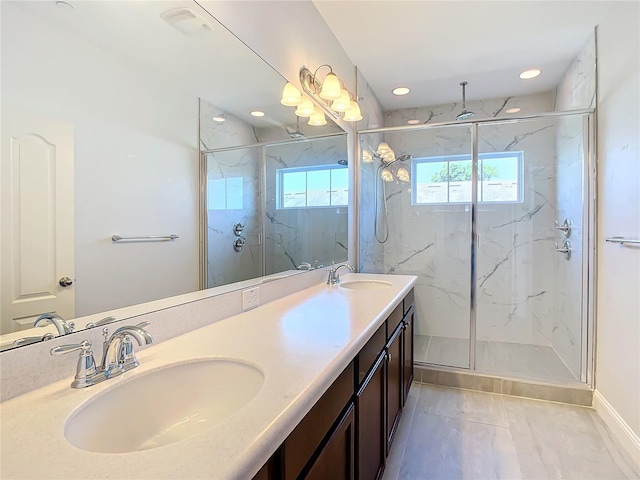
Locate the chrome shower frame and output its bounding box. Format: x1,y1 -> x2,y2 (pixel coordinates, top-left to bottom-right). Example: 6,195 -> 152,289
357,108 -> 597,388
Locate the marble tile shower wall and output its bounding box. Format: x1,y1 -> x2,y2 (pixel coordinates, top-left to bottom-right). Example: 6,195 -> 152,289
360,92 -> 563,349
200,99 -> 263,287
357,69 -> 386,273
265,137 -> 348,273
204,149 -> 263,287
548,32 -> 596,379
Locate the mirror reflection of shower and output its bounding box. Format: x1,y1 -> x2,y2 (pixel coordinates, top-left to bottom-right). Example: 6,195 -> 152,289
363,143 -> 412,243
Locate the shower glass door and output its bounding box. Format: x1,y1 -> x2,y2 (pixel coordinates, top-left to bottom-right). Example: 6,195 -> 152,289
360,126 -> 473,369
474,116 -> 587,383
204,147 -> 263,288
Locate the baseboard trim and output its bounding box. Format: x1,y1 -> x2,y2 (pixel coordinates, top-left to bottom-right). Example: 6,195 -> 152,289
593,390 -> 640,471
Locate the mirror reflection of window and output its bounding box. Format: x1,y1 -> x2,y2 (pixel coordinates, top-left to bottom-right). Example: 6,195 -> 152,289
278,165 -> 348,209
207,177 -> 244,210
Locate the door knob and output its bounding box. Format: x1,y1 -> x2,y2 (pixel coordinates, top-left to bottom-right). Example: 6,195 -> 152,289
59,277 -> 74,287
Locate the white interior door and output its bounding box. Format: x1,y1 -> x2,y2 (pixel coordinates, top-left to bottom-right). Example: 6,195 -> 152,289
1,111 -> 75,333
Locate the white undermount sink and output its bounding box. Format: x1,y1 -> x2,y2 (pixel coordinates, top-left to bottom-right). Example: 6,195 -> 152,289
339,280 -> 393,290
64,359 -> 264,453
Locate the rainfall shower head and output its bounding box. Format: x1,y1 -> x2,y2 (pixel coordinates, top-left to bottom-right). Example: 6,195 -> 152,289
456,81 -> 475,121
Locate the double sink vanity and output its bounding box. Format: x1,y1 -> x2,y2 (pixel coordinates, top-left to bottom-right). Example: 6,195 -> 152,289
0,272 -> 416,479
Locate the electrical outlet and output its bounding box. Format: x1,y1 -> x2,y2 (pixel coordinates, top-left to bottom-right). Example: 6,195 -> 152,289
242,287 -> 260,310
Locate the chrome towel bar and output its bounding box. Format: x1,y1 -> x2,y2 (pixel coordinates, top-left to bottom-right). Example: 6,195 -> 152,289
605,237 -> 640,245
112,234 -> 179,242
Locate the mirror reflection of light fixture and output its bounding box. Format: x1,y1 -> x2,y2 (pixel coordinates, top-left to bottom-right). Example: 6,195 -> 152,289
284,64 -> 362,122
381,169 -> 394,182
376,142 -> 390,155
365,142 -> 412,183
280,82 -> 303,106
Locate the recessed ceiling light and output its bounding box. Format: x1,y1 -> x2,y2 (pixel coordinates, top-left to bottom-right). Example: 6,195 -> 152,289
519,69 -> 541,80
212,116 -> 225,122
55,1 -> 74,11
407,119 -> 420,125
392,87 -> 410,96
250,111 -> 265,117
505,107 -> 521,114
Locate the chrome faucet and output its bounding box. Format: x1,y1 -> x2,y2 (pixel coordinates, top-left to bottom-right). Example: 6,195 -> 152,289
34,313 -> 75,335
100,322 -> 153,378
327,262 -> 354,285
50,322 -> 153,388
297,262 -> 313,271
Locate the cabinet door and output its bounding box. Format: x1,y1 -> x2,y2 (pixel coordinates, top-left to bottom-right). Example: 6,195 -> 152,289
402,309 -> 414,405
304,403 -> 355,480
356,352 -> 386,480
386,324 -> 403,452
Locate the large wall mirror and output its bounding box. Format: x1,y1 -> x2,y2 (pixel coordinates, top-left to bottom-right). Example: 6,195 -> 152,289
0,0 -> 347,350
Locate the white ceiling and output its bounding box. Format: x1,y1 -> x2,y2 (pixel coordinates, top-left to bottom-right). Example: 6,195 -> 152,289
313,1 -> 609,110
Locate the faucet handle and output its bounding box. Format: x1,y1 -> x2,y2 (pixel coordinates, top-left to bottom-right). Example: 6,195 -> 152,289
51,340 -> 92,356
86,316 -> 116,329
51,340 -> 99,388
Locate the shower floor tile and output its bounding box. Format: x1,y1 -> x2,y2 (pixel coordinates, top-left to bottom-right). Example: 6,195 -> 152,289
416,335 -> 578,382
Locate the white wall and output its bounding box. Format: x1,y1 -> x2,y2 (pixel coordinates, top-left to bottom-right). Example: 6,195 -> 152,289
1,3 -> 200,317
595,1 -> 640,455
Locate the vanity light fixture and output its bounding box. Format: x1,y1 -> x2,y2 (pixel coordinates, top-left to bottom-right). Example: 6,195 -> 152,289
519,68 -> 541,79
392,87 -> 410,96
250,110 -> 265,117
362,149 -> 374,163
284,64 -> 362,122
308,106 -> 328,126
212,116 -> 226,122
506,107 -> 521,114
294,97 -> 315,117
280,82 -> 303,106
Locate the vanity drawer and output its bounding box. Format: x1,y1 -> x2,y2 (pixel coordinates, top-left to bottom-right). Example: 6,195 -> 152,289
283,362 -> 354,480
387,303 -> 404,340
403,288 -> 415,315
356,323 -> 386,386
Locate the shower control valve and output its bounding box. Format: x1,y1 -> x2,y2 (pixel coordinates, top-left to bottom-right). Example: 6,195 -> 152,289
555,240 -> 572,260
233,238 -> 246,252
555,218 -> 572,238
233,223 -> 245,236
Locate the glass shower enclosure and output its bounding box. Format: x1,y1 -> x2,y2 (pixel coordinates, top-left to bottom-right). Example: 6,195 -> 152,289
359,112 -> 594,385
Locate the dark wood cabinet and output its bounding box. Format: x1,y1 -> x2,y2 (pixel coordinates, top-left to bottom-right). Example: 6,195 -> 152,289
356,352 -> 386,480
283,364 -> 354,480
385,323 -> 403,451
304,404 -> 355,480
253,288 -> 415,480
402,308 -> 414,405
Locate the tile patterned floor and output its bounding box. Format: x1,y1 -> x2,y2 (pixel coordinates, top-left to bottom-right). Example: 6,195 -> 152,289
383,383 -> 640,480
415,335 -> 578,382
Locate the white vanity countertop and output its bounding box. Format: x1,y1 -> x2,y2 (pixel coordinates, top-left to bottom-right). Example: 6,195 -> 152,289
0,273 -> 416,480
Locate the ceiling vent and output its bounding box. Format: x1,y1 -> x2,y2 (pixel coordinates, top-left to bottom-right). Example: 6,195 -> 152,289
160,8 -> 212,36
